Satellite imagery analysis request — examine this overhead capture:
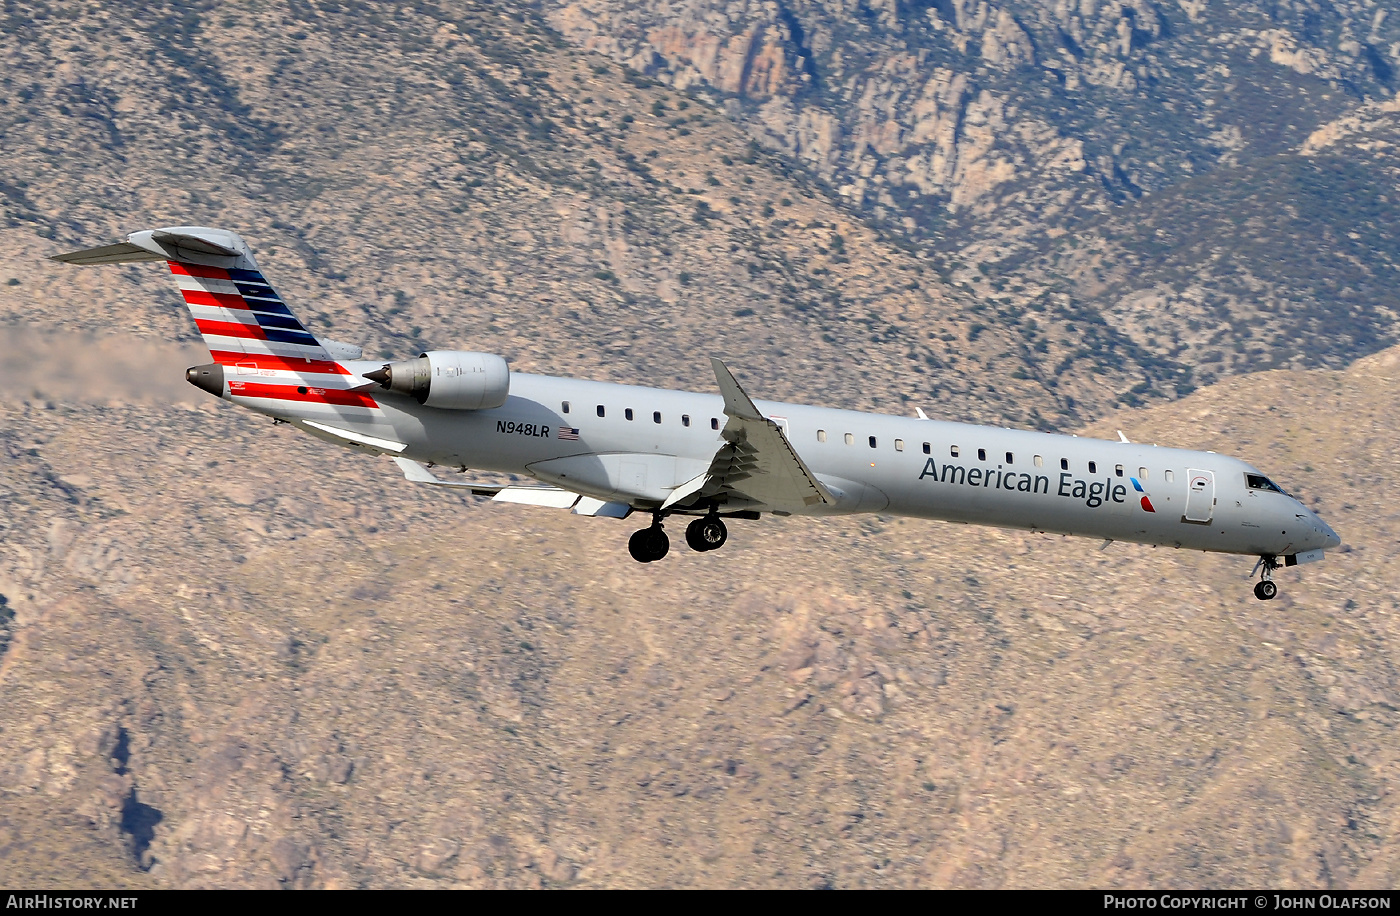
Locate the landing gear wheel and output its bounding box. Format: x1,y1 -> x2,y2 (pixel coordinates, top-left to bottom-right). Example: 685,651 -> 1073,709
628,529 -> 652,563
648,526 -> 670,561
1254,579 -> 1278,601
685,516 -> 728,552
628,526 -> 670,563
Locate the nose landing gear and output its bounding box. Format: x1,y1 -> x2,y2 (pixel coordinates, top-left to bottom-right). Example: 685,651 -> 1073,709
1252,554 -> 1279,600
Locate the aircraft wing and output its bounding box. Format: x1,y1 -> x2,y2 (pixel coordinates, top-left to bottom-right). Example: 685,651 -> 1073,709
669,359 -> 833,512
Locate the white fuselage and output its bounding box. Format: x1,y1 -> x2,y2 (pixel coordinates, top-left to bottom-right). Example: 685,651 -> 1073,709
245,367 -> 1340,560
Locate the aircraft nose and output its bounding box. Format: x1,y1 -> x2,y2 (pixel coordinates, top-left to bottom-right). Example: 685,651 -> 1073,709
1306,505 -> 1341,549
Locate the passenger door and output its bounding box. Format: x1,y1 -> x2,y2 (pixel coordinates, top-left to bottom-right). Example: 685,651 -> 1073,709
1183,469 -> 1215,523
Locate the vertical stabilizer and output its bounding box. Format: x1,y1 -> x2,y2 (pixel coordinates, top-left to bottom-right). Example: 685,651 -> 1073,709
52,227 -> 379,413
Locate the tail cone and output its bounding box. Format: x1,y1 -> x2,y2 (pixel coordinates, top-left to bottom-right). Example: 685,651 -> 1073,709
364,365 -> 391,387
186,363 -> 225,398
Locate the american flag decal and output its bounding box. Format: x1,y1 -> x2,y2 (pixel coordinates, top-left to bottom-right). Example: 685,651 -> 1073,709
557,427 -> 580,440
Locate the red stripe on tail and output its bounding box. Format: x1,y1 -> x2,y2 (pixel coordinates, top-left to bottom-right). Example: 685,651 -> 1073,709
207,350 -> 350,375
227,381 -> 380,409
195,318 -> 267,340
182,289 -> 250,311
168,261 -> 232,280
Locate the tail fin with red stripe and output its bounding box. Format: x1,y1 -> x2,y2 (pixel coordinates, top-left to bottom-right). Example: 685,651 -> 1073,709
53,227 -> 333,363
52,227 -> 379,413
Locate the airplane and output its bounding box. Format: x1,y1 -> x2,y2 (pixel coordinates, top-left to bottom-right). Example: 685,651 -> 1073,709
52,226 -> 1341,600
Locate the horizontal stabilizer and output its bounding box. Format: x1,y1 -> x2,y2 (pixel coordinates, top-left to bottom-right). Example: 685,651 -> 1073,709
51,226 -> 254,269
49,241 -> 166,265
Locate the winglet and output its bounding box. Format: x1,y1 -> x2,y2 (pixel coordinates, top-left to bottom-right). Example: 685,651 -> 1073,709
915,407 -> 929,420
1117,430 -> 1131,443
710,357 -> 765,421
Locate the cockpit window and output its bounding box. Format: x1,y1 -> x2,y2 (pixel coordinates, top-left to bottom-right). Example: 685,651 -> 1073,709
1246,473 -> 1288,495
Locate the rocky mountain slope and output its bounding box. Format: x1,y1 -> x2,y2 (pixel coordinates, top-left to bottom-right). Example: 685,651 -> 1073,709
0,0 -> 1187,427
2,0 -> 1399,889
550,0 -> 1397,245
0,331 -> 1395,888
548,0 -> 1400,377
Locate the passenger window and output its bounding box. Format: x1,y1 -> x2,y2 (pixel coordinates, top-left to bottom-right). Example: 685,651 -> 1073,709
817,429 -> 827,442
653,411 -> 662,424
597,405 -> 605,418
625,408 -> 634,421
868,436 -> 877,448
711,417 -> 719,430
922,442 -> 931,455
844,433 -> 854,445
977,448 -> 987,461
562,401 -> 571,414
1165,469 -> 1175,483
1115,464 -> 1124,477
682,414 -> 691,427
1034,455 -> 1044,468
1005,452 -> 1013,464
1138,467 -> 1147,479
1089,461 -> 1097,474
1060,458 -> 1069,471
951,446 -> 960,458
895,439 -> 904,452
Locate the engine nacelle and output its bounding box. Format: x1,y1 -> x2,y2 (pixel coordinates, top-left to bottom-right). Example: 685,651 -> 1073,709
365,350 -> 509,410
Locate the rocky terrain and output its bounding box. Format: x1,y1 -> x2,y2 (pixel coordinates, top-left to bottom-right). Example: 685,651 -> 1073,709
553,0 -> 1399,231
1,0 -> 1399,889
0,0 -> 1170,429
550,0 -> 1400,379
0,330 -> 1396,889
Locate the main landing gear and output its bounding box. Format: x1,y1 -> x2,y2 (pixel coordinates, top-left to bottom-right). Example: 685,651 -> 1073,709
628,521 -> 670,563
685,515 -> 728,553
1252,554 -> 1279,601
628,512 -> 730,562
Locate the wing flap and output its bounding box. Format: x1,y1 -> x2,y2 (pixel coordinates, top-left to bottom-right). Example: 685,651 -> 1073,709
394,457 -> 588,506
573,497 -> 633,518
392,456 -> 502,494
492,487 -> 580,509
